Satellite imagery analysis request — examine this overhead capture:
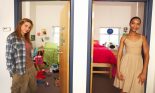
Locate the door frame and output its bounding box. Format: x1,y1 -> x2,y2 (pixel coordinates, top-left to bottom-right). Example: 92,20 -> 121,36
14,0 -> 73,93
86,0 -> 153,93
15,0 -> 153,93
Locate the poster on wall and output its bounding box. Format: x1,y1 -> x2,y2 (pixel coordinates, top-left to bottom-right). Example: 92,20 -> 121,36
31,35 -> 35,41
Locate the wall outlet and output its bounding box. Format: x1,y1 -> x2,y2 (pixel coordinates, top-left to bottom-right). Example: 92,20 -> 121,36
3,27 -> 11,32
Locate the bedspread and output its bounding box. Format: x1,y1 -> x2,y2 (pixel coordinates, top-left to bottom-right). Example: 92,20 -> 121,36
93,44 -> 117,77
93,46 -> 116,64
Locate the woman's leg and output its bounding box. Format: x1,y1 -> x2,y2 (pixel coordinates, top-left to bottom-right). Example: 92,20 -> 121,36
120,89 -> 127,93
11,74 -> 29,93
11,74 -> 21,93
28,66 -> 37,93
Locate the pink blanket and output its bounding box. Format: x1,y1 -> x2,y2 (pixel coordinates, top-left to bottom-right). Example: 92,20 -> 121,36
93,44 -> 117,77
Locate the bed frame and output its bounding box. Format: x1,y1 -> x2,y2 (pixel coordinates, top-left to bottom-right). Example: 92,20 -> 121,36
90,50 -> 117,93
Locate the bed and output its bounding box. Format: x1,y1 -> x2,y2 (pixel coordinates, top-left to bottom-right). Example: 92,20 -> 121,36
92,40 -> 117,77
90,40 -> 117,93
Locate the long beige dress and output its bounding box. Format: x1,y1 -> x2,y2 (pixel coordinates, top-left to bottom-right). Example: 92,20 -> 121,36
114,37 -> 144,93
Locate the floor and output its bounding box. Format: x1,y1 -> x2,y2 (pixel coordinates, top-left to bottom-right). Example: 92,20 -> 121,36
35,73 -> 120,93
92,74 -> 120,93
36,72 -> 60,93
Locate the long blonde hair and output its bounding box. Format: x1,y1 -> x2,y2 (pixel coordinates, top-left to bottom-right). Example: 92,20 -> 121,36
15,18 -> 33,43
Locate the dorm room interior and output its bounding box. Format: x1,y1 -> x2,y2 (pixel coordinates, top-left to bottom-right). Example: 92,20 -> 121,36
22,1 -> 70,93
90,1 -> 145,93
22,0 -> 146,93
2,0 -> 153,93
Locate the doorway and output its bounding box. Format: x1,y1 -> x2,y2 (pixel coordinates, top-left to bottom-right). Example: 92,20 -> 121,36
21,1 -> 70,93
89,0 -> 152,93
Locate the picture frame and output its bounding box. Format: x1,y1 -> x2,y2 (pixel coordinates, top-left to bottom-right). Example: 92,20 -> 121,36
31,35 -> 35,41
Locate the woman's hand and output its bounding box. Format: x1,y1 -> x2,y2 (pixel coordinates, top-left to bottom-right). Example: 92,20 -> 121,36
117,71 -> 124,80
138,72 -> 146,85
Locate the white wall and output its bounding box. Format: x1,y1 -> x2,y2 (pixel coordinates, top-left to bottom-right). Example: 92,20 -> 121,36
138,2 -> 144,32
73,0 -> 88,93
93,2 -> 144,40
22,1 -> 67,47
0,0 -> 14,93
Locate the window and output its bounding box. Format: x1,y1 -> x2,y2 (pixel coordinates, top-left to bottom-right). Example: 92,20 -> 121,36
52,26 -> 60,46
99,27 -> 121,46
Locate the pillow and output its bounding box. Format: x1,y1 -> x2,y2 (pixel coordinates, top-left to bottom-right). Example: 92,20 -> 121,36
93,40 -> 101,47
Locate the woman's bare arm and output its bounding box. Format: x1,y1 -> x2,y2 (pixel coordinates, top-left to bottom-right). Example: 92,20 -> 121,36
117,36 -> 126,72
142,36 -> 149,75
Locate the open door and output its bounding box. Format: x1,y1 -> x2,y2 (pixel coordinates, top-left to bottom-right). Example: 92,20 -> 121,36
59,2 -> 70,93
90,1 -> 145,93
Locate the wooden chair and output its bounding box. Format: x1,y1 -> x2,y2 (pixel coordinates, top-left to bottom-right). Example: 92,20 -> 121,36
91,63 -> 112,78
91,50 -> 117,78
90,62 -> 112,93
90,50 -> 117,93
